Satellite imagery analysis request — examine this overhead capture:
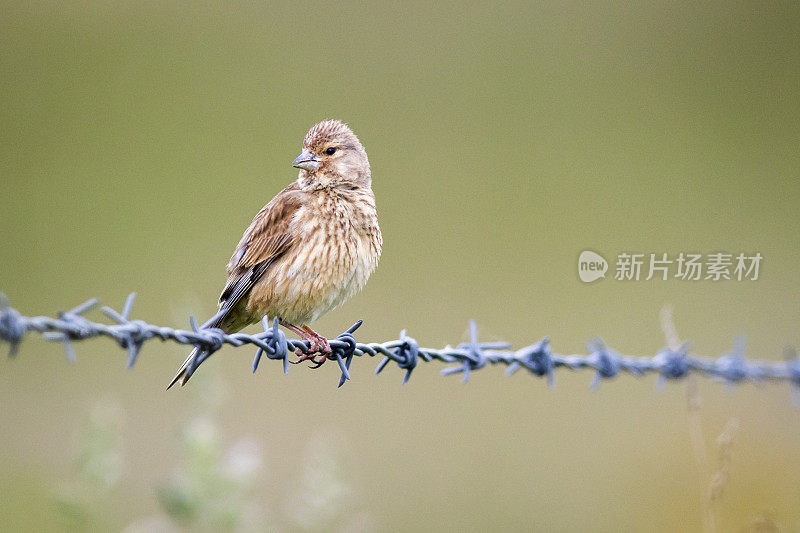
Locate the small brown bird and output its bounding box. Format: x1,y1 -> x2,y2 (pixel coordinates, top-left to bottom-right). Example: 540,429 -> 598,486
169,120 -> 381,387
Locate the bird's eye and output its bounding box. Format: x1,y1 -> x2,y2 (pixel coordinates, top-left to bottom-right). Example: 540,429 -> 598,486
325,147 -> 337,155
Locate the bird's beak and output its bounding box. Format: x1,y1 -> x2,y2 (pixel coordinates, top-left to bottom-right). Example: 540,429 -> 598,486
292,150 -> 320,171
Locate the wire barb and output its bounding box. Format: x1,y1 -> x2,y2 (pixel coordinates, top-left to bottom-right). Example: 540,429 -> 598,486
0,294 -> 798,397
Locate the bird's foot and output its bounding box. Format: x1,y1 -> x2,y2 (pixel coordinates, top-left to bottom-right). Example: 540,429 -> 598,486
292,349 -> 330,368
289,329 -> 332,368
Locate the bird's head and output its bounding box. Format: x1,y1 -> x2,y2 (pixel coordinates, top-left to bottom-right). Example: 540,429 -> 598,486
292,120 -> 371,189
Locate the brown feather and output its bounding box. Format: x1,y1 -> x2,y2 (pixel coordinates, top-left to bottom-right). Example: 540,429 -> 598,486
214,182 -> 304,332
226,182 -> 303,276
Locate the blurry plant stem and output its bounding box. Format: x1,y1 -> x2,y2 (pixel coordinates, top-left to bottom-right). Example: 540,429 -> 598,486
662,306 -> 740,533
706,419 -> 738,533
661,306 -> 713,533
686,376 -> 716,533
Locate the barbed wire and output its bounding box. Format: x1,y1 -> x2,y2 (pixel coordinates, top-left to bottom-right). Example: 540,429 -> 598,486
1,293 -> 798,396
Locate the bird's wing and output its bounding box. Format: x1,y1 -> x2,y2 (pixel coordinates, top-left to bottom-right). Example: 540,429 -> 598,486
167,183 -> 304,389
212,181 -> 304,329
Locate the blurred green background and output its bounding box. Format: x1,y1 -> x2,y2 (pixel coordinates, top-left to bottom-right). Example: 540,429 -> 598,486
1,1 -> 798,531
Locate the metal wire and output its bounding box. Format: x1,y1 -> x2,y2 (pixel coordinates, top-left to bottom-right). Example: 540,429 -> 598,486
1,293 -> 798,395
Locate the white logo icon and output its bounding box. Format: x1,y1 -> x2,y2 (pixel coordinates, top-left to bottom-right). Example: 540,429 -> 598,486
578,250 -> 608,283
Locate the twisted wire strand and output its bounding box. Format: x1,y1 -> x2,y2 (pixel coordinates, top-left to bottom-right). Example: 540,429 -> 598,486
1,293 -> 798,396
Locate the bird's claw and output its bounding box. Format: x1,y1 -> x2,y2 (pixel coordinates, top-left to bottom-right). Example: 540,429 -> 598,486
290,335 -> 332,368
306,353 -> 329,368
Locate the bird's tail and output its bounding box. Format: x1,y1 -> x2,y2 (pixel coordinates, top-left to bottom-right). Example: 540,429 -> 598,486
166,307 -> 231,389
166,347 -> 202,389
